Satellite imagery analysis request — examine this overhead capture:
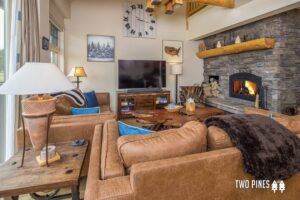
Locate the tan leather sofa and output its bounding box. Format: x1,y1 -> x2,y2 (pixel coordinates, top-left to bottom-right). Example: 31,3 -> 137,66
16,93 -> 115,176
85,118 -> 300,200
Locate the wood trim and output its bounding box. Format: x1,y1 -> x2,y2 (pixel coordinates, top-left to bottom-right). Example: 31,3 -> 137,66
196,38 -> 275,59
189,0 -> 235,8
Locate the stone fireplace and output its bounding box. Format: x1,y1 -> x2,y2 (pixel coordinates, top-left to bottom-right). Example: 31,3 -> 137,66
203,10 -> 300,113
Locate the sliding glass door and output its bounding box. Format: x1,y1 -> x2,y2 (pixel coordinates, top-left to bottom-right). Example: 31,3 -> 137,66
0,0 -> 6,163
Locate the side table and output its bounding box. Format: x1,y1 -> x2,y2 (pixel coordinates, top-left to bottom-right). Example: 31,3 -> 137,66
0,141 -> 88,200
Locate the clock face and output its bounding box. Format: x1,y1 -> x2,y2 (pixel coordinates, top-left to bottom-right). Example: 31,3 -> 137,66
123,2 -> 156,38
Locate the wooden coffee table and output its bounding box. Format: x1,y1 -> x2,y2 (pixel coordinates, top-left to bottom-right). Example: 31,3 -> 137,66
129,106 -> 225,130
0,141 -> 88,200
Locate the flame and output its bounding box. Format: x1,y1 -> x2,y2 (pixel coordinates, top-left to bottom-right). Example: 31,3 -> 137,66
245,81 -> 256,95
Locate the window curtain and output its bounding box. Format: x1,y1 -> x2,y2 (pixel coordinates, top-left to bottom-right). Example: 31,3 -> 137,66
20,0 -> 39,64
5,0 -> 40,160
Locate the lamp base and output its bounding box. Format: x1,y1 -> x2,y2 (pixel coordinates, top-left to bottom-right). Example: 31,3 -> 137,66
22,95 -> 56,151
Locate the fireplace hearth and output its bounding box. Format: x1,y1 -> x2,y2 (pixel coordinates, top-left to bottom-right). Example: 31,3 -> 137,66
229,73 -> 264,108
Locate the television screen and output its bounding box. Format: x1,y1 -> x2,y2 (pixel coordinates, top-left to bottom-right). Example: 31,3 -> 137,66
118,60 -> 166,89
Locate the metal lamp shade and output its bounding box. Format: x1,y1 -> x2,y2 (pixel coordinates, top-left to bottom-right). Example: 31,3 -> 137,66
68,66 -> 87,77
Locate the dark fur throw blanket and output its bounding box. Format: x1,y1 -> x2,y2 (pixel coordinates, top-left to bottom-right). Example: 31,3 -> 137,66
205,114 -> 300,180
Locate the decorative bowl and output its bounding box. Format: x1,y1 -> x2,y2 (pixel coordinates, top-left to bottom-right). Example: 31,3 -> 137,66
164,105 -> 183,113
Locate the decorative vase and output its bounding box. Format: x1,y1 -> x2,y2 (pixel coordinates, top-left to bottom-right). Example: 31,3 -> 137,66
22,95 -> 56,151
186,97 -> 196,113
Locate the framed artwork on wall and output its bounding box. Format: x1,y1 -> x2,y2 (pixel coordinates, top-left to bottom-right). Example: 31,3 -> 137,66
162,40 -> 183,63
42,37 -> 49,50
87,35 -> 115,62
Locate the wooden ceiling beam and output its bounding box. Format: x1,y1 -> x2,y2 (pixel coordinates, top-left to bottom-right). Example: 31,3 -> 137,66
189,0 -> 235,8
151,0 -> 162,5
146,0 -> 156,12
165,1 -> 174,14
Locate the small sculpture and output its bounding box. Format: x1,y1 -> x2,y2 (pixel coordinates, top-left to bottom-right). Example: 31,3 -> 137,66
235,35 -> 241,44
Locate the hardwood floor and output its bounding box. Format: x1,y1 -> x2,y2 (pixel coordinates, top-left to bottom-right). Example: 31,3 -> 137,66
0,178 -> 86,200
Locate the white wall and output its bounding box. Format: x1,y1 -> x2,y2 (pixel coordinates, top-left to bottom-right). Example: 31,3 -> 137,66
65,0 -> 203,111
38,0 -> 50,62
187,0 -> 300,40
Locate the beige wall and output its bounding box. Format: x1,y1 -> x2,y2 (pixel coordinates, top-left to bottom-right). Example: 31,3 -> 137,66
38,0 -> 50,62
187,0 -> 300,40
64,0 -> 203,111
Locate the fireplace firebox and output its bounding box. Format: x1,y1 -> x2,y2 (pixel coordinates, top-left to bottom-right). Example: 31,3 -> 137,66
229,73 -> 264,107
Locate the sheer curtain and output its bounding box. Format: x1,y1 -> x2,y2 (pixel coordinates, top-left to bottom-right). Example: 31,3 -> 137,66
5,0 -> 21,160
4,0 -> 40,160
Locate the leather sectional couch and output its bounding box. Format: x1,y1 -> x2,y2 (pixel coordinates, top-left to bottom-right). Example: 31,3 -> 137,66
85,110 -> 300,200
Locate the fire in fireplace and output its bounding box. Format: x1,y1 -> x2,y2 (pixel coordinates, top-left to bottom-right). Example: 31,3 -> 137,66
229,73 -> 264,107
233,80 -> 257,96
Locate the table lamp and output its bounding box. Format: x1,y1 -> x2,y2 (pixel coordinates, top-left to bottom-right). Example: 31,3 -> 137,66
171,63 -> 183,104
68,66 -> 87,89
0,63 -> 74,167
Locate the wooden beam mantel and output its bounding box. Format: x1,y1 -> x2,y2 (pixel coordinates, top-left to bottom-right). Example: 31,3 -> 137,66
190,0 -> 235,8
196,38 -> 275,59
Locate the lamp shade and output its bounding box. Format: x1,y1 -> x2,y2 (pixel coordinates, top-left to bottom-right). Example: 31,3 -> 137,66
171,64 -> 183,75
68,66 -> 87,77
0,62 -> 75,95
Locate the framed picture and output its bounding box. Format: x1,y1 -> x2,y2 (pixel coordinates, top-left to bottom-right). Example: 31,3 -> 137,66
87,35 -> 115,62
42,37 -> 49,50
162,40 -> 183,63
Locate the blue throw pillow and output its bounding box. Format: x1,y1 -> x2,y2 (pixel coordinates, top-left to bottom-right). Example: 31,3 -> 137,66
118,121 -> 154,136
71,107 -> 100,115
84,91 -> 98,107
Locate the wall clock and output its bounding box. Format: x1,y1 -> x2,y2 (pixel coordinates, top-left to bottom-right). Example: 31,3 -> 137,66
123,2 -> 157,39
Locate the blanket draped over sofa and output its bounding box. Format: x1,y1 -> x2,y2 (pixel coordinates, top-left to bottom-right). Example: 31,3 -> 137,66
205,114 -> 300,180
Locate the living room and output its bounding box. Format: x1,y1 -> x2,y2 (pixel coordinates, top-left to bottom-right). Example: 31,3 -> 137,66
0,0 -> 299,200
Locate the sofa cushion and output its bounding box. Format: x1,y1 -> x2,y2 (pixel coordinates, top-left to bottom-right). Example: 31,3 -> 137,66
207,126 -> 233,150
118,121 -> 154,136
84,91 -> 99,107
70,107 -> 100,115
117,121 -> 207,169
101,120 -> 125,180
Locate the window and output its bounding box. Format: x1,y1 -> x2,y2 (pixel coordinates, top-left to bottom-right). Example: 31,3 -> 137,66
0,0 -> 5,83
49,21 -> 60,65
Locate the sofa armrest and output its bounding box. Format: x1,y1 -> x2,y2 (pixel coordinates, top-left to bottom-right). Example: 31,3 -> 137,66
85,124 -> 102,200
130,147 -> 300,200
101,120 -> 125,180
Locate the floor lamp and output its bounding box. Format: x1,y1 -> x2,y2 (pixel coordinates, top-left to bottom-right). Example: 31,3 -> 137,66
0,63 -> 74,167
171,64 -> 183,104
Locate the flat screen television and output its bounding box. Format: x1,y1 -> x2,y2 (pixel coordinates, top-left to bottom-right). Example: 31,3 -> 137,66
118,60 -> 166,90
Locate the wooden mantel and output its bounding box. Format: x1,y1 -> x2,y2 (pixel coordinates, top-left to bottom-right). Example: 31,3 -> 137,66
196,38 -> 275,59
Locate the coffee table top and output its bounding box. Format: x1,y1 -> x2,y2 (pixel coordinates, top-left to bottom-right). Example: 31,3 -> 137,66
131,106 -> 225,127
0,141 -> 88,197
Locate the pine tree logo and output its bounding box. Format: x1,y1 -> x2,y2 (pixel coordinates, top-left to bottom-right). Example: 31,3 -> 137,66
279,180 -> 285,193
271,180 -> 278,193
271,180 -> 285,193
